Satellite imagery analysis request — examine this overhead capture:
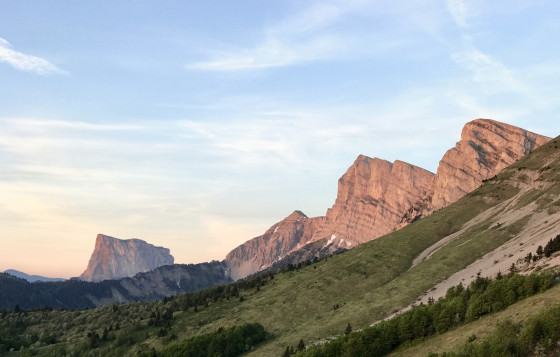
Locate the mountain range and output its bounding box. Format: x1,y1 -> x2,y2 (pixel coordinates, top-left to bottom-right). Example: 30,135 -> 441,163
1,119 -> 559,356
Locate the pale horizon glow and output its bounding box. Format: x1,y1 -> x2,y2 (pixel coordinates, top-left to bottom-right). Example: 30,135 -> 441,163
1,1 -> 560,278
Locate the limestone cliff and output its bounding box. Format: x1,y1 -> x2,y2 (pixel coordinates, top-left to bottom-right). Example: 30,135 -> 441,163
225,211 -> 320,279
402,119 -> 551,223
80,234 -> 174,282
225,159 -> 434,278
309,157 -> 434,245
430,119 -> 550,210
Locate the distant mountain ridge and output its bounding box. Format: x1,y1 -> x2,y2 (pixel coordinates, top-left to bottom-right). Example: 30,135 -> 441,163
3,269 -> 65,283
225,119 -> 550,278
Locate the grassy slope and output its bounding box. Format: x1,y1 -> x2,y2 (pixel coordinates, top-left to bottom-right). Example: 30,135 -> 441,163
13,136 -> 560,357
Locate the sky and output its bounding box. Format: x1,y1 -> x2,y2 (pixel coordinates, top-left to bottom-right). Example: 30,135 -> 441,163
1,1 -> 560,278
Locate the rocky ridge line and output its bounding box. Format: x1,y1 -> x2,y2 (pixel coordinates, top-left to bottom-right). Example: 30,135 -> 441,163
225,119 -> 550,279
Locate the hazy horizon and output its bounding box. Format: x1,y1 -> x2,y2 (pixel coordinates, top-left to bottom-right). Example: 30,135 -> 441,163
2,1 -> 560,278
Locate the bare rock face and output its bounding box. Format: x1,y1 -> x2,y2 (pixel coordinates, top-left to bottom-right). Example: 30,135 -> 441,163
429,119 -> 550,210
309,157 -> 435,246
80,234 -> 174,282
225,211 -> 320,279
225,159 -> 434,278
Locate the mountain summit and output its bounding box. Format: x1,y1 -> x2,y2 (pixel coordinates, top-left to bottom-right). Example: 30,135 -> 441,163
402,118 -> 551,223
79,234 -> 174,282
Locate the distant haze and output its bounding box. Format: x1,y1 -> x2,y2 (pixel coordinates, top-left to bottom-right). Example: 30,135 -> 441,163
4,269 -> 65,283
1,1 -> 560,278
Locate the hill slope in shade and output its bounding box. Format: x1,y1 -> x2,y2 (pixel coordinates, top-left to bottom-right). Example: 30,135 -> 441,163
0,261 -> 231,309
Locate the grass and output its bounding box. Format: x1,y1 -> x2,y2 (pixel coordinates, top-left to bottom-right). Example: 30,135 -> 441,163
132,181 -> 520,357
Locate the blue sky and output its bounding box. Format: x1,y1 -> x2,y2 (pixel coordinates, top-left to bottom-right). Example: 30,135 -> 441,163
1,1 -> 560,277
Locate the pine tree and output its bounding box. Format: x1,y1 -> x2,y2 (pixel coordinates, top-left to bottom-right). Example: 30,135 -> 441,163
345,323 -> 352,335
509,263 -> 517,275
297,339 -> 306,351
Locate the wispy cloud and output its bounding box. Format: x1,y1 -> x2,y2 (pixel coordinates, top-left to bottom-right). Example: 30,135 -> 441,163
447,0 -> 469,28
189,36 -> 342,71
0,37 -> 66,75
452,46 -> 522,91
188,2 -> 356,71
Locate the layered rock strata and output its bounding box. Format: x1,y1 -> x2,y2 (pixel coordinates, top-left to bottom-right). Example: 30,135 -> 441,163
401,119 -> 551,223
309,157 -> 435,245
430,119 -> 550,210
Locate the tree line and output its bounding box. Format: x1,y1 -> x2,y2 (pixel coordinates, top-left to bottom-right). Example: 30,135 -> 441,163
431,303 -> 560,356
294,271 -> 557,356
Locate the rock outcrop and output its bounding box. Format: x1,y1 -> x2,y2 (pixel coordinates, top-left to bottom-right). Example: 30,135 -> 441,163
80,234 -> 174,282
225,211 -> 320,279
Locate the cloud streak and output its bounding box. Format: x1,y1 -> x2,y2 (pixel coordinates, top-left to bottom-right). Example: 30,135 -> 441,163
188,2 -> 356,71
0,37 -> 66,75
189,36 -> 341,71
447,0 -> 469,28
